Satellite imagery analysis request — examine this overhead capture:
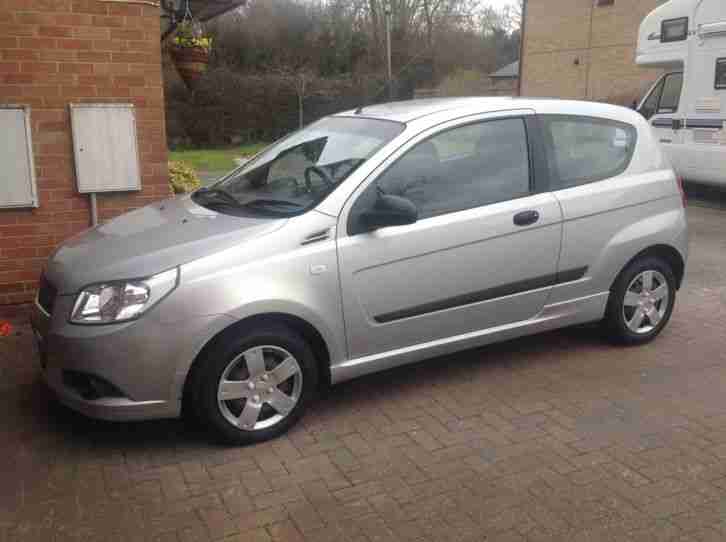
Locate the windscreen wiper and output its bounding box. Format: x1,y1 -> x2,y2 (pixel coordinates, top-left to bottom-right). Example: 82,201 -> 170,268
242,199 -> 304,209
194,186 -> 241,207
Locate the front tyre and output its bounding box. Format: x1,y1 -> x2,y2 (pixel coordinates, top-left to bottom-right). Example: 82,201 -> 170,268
191,324 -> 318,445
603,256 -> 676,345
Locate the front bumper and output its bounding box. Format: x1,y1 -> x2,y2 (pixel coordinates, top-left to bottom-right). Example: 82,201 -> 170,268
30,295 -> 223,422
41,366 -> 178,421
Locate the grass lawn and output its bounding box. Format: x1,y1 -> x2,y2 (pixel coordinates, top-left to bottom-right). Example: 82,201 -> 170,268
169,143 -> 268,173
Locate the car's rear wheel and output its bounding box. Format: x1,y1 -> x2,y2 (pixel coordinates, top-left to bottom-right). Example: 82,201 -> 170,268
190,324 -> 318,444
603,256 -> 676,345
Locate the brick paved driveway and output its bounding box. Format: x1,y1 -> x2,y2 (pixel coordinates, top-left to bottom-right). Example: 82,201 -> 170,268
2,204 -> 726,542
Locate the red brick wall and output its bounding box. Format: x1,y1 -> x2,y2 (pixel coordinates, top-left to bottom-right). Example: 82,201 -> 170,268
0,0 -> 169,306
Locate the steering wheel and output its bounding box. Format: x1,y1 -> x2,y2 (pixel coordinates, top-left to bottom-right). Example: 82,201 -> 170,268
304,165 -> 335,192
269,176 -> 301,190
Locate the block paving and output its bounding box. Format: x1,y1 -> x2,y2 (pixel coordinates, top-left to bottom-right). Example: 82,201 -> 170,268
1,204 -> 726,541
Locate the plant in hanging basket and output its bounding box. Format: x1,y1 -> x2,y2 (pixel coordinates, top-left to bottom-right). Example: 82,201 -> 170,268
171,21 -> 213,89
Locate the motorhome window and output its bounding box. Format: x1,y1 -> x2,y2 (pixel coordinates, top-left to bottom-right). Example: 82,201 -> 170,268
639,78 -> 665,120
661,17 -> 688,43
716,58 -> 726,90
658,73 -> 683,113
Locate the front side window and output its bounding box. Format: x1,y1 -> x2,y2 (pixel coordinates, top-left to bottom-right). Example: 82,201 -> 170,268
543,115 -> 637,190
661,17 -> 688,43
349,118 -> 531,233
193,117 -> 404,217
716,58 -> 726,90
658,72 -> 683,113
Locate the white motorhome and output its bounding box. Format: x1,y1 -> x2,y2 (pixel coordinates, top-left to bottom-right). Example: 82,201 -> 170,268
636,0 -> 726,186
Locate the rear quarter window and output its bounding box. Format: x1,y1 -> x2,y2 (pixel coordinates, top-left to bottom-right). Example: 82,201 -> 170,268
542,115 -> 638,191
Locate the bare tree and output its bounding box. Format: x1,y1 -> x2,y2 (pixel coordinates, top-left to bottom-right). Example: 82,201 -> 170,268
498,0 -> 525,34
422,0 -> 447,49
273,66 -> 315,128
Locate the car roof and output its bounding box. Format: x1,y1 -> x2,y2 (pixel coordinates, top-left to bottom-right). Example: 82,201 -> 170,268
335,97 -> 637,125
335,97 -> 518,123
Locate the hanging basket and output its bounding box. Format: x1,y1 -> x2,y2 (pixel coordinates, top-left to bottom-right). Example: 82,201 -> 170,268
171,45 -> 210,89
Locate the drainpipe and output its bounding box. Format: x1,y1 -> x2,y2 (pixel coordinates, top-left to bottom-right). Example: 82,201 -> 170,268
584,0 -> 595,100
89,193 -> 98,227
517,0 -> 528,97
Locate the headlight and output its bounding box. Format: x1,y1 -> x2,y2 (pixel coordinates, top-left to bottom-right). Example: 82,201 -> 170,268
70,268 -> 178,324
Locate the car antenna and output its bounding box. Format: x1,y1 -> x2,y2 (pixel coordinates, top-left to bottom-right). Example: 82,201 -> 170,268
354,105 -> 364,115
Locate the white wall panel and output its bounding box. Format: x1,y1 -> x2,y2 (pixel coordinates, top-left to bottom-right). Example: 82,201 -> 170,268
0,106 -> 38,208
70,103 -> 141,193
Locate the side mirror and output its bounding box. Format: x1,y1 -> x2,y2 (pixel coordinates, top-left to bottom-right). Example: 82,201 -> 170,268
360,193 -> 418,231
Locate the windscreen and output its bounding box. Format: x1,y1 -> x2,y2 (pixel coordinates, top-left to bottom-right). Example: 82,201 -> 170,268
193,117 -> 404,217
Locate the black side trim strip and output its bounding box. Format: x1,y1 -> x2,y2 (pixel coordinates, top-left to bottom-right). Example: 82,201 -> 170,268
374,266 -> 588,324
686,119 -> 725,129
557,266 -> 588,283
653,118 -> 725,129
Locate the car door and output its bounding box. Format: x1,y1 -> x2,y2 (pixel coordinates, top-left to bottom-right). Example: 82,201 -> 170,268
336,112 -> 563,363
640,72 -> 687,174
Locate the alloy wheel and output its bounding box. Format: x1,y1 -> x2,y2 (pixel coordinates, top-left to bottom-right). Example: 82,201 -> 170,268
622,270 -> 669,335
217,345 -> 303,431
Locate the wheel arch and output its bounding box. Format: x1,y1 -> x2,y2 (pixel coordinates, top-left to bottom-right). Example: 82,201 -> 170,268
182,312 -> 332,411
611,244 -> 685,291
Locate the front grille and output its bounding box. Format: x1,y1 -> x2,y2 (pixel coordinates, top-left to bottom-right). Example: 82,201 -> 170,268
37,274 -> 57,315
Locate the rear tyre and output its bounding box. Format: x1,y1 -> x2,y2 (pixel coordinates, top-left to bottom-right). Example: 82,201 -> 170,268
190,324 -> 318,445
603,256 -> 676,345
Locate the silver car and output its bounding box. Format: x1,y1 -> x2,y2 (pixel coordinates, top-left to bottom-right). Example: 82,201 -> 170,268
32,98 -> 688,444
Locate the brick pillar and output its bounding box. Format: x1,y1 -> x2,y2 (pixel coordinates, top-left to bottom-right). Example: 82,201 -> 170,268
0,0 -> 170,306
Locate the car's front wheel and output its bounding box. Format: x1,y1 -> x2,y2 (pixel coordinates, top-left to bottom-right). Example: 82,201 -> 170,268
190,323 -> 318,444
603,256 -> 677,345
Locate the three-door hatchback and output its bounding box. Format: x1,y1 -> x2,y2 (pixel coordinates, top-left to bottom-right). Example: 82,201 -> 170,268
32,98 -> 688,444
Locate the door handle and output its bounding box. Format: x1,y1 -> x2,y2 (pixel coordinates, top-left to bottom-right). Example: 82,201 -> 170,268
513,210 -> 540,226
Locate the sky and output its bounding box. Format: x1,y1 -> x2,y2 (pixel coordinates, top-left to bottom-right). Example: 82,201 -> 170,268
484,0 -> 515,9
303,0 -> 517,10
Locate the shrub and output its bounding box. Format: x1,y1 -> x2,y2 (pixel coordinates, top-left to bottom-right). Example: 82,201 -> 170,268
168,161 -> 202,194
163,62 -> 391,145
438,69 -> 489,97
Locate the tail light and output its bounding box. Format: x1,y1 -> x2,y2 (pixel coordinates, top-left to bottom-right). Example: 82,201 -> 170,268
676,176 -> 687,207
